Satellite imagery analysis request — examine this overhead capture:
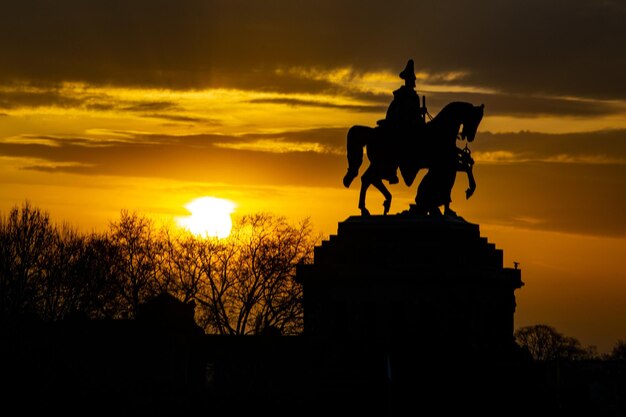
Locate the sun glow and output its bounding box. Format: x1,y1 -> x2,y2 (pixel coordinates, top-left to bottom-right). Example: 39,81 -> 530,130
176,197 -> 236,238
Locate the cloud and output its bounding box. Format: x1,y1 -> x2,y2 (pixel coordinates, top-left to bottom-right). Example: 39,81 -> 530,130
248,98 -> 385,113
425,92 -> 624,118
21,160 -> 96,173
0,89 -> 84,109
213,139 -> 334,154
3,127 -> 625,181
2,126 -> 626,237
140,113 -> 217,124
1,80 -> 619,124
0,130 -> 346,187
0,83 -> 227,126
453,129 -> 626,235
461,162 -> 626,237
240,127 -> 348,151
1,0 -> 624,104
471,129 -> 626,165
121,101 -> 179,112
0,84 -> 174,113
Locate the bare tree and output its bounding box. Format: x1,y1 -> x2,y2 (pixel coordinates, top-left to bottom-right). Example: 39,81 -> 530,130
194,213 -> 317,335
108,210 -> 163,318
0,202 -> 56,323
1,204 -> 317,334
0,202 -> 127,322
194,235 -> 238,335
69,233 -> 122,319
607,339 -> 626,361
37,224 -> 87,321
515,324 -> 596,361
159,228 -> 215,304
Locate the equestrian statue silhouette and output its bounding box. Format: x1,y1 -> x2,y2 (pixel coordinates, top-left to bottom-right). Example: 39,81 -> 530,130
342,60 -> 484,217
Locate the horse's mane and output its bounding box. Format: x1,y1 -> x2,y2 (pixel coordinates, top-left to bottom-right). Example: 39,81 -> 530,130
429,101 -> 473,124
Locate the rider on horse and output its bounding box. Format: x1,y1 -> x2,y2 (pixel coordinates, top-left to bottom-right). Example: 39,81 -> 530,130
378,59 -> 427,184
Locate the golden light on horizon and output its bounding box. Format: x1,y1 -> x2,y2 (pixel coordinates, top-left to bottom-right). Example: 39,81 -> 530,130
176,196 -> 236,239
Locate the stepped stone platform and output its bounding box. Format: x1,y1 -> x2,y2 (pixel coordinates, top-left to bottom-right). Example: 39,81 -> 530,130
297,214 -> 523,354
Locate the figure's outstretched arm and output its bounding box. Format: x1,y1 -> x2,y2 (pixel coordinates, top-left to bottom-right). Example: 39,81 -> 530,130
465,167 -> 476,199
456,146 -> 476,199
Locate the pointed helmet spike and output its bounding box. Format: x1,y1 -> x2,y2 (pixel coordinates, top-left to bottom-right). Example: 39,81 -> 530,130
399,59 -> 416,80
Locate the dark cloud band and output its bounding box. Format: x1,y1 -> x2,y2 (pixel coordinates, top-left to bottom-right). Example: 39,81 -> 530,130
1,0 -> 624,102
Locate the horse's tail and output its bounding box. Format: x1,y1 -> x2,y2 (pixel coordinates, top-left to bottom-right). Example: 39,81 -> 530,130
343,125 -> 370,188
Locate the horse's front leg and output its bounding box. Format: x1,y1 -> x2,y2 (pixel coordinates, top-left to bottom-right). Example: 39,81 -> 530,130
372,179 -> 392,215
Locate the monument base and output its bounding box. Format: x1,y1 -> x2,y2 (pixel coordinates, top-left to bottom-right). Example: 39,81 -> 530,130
298,214 -> 523,353
296,214 -> 531,414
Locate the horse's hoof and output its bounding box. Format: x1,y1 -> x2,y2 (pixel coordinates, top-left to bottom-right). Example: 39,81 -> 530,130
408,204 -> 427,217
343,170 -> 357,188
443,208 -> 458,217
383,200 -> 391,215
360,208 -> 371,216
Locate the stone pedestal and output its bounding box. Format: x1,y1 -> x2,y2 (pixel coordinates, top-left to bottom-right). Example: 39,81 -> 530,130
297,215 -> 533,414
297,215 -> 523,355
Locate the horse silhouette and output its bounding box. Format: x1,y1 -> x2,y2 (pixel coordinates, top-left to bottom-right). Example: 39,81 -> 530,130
342,101 -> 484,216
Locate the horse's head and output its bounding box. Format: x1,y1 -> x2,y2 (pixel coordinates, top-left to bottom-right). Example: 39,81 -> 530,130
460,104 -> 484,142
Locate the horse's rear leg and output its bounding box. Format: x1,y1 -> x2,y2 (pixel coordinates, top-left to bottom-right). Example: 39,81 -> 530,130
343,126 -> 366,188
358,176 -> 371,216
372,179 -> 392,215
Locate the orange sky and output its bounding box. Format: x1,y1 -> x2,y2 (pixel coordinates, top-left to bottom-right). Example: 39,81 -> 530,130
1,0 -> 626,353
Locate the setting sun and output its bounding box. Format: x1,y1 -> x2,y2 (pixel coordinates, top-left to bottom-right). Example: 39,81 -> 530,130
176,197 -> 236,238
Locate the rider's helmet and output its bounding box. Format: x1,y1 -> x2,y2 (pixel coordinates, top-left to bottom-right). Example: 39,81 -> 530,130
399,59 -> 416,81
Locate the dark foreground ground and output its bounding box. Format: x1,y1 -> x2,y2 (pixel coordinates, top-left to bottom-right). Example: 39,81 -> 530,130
2,318 -> 626,417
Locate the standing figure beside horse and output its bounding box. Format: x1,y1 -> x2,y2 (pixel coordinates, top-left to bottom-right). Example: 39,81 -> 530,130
342,59 -> 484,218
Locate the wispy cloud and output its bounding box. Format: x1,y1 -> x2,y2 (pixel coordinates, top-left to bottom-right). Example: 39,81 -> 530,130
0,129 -> 346,187
248,97 -> 385,113
214,139 -> 339,154
0,88 -> 83,109
542,154 -> 626,165
141,113 -> 219,124
472,129 -> 626,165
474,151 -> 626,165
22,160 -> 96,173
473,151 -> 520,164
121,101 -> 179,112
2,127 -> 626,238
